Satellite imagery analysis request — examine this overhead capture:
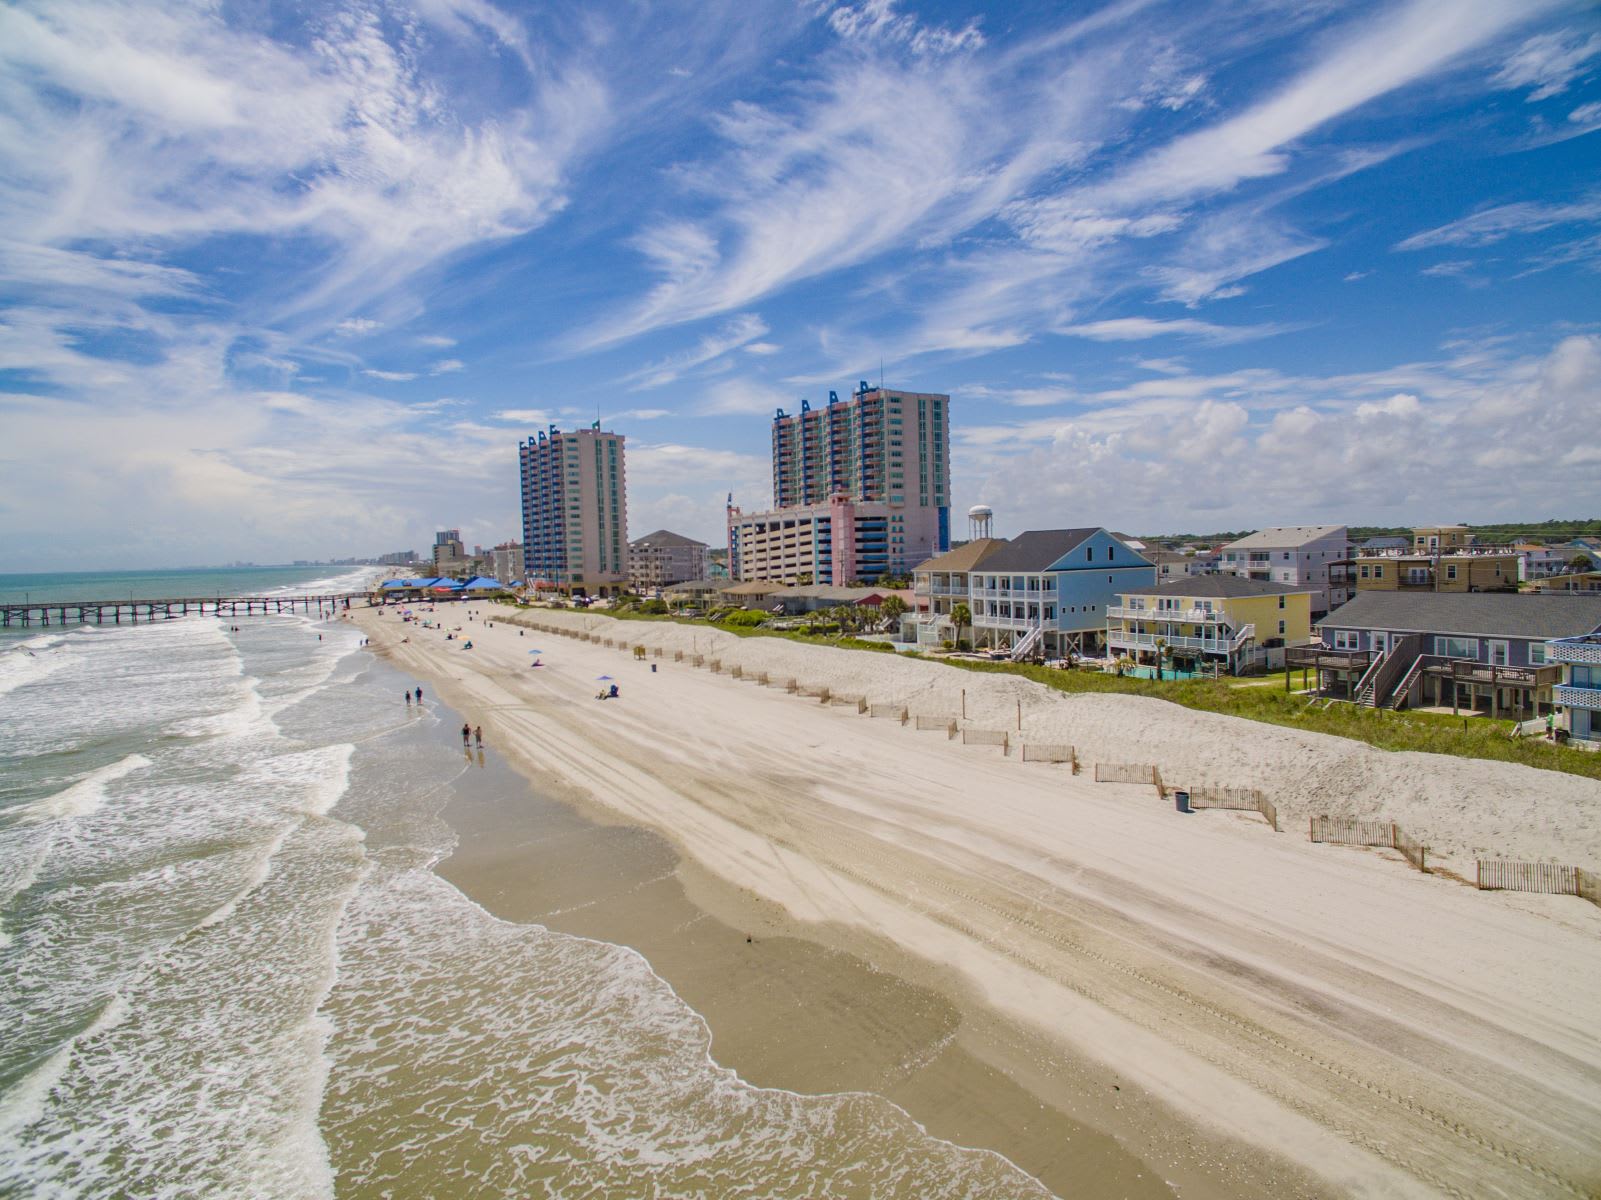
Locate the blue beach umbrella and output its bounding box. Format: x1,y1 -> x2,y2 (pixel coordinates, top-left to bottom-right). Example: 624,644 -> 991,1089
596,675 -> 613,681
526,648 -> 544,654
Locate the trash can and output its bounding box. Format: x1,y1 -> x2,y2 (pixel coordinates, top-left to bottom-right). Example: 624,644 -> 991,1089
1174,790 -> 1192,814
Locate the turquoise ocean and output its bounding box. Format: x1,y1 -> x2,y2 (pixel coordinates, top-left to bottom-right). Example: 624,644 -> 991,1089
0,567 -> 1047,1197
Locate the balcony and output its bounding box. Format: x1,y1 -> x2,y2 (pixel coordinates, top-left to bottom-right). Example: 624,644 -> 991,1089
1108,630 -> 1235,653
1106,605 -> 1223,623
1548,636 -> 1601,665
1555,684 -> 1601,710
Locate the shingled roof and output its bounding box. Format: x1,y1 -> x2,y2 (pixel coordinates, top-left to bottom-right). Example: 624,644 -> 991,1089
1320,592 -> 1601,640
977,529 -> 1103,572
630,529 -> 706,549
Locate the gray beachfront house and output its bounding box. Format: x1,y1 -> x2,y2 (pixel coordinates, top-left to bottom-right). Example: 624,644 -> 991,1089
1291,592 -> 1601,718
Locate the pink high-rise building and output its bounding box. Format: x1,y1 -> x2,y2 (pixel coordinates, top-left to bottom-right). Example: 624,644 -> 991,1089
728,383 -> 950,585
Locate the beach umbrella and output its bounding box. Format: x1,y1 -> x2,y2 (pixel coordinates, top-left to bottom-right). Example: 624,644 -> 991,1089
526,648 -> 544,654
596,674 -> 613,680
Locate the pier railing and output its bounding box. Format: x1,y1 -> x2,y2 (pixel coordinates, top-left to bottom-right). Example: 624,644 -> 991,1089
2,593 -> 365,627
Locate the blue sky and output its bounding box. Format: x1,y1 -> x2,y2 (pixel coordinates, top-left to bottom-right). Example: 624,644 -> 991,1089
1,0 -> 1599,569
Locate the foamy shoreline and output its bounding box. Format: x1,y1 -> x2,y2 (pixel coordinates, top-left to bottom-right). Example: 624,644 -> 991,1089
356,601 -> 1601,1199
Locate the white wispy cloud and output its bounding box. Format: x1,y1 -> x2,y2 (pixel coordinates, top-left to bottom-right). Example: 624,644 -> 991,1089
1396,196 -> 1601,249
417,334 -> 457,348
429,358 -> 466,375
1493,30 -> 1601,101
1058,317 -> 1293,343
337,318 -> 383,336
624,313 -> 770,389
361,368 -> 419,382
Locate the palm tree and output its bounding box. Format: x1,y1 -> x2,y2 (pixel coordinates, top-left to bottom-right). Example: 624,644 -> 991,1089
879,594 -> 908,632
950,602 -> 972,650
1154,636 -> 1169,681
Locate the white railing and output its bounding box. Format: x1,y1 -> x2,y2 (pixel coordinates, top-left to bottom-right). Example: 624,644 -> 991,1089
1106,605 -> 1223,622
1108,631 -> 1233,653
1230,623 -> 1256,651
977,613 -> 1048,629
1388,655 -> 1426,708
1354,649 -> 1389,706
1555,684 -> 1601,710
1010,625 -> 1045,661
1548,639 -> 1601,665
970,586 -> 1048,600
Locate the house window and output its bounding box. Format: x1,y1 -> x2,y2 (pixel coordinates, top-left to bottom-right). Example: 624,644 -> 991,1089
1436,636 -> 1478,659
1488,640 -> 1509,667
1374,565 -> 1385,579
1530,643 -> 1547,666
1360,565 -> 1370,579
1085,547 -> 1093,562
1278,595 -> 1286,609
1446,564 -> 1458,580
1333,630 -> 1359,650
1278,620 -> 1286,635
1106,546 -> 1114,560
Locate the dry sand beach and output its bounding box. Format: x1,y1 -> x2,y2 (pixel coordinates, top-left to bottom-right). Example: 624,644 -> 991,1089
355,603 -> 1601,1199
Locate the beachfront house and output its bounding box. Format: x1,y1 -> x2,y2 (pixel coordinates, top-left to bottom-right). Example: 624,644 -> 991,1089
967,529 -> 1155,660
1106,577 -> 1316,677
1548,633 -> 1601,743
1353,547 -> 1518,593
1287,592 -> 1601,718
1217,525 -> 1350,617
906,537 -> 1007,646
1527,570 -> 1601,595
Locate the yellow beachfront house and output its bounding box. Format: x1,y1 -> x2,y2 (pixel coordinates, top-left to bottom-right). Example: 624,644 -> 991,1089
1105,576 -> 1317,675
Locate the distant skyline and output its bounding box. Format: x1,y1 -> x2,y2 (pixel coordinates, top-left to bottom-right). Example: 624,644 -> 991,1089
2,0 -> 1599,570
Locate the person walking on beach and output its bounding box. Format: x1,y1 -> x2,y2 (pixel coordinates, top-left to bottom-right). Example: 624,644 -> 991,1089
473,725 -> 483,748
415,686 -> 423,704
405,690 -> 411,707
462,723 -> 471,747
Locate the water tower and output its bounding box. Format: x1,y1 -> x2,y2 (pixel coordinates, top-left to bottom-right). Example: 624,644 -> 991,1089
968,504 -> 994,541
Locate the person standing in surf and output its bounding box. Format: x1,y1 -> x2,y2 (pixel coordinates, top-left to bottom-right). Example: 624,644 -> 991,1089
462,723 -> 471,747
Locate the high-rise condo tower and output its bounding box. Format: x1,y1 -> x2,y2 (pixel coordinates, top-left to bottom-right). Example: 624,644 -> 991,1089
519,425 -> 629,596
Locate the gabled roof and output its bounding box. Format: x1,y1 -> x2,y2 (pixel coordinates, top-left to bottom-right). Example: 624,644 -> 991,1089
913,537 -> 1008,574
1320,592 -> 1601,640
977,528 -> 1101,572
630,529 -> 706,549
721,579 -> 786,595
1222,525 -> 1347,550
1120,576 -> 1316,599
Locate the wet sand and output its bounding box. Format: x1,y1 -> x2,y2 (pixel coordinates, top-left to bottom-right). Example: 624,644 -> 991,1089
435,712 -> 1211,1200
357,602 -> 1601,1199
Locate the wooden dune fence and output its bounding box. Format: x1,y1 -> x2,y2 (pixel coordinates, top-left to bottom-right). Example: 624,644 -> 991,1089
1020,743 -> 1078,773
1188,786 -> 1280,833
961,728 -> 1010,754
1309,817 -> 1430,874
869,704 -> 909,724
1475,860 -> 1597,907
1094,762 -> 1157,785
915,715 -> 958,737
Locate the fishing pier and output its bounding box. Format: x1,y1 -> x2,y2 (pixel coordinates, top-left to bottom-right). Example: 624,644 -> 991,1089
1,593 -> 369,628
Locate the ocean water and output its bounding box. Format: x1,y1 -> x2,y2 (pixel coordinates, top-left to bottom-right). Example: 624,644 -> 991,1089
0,570 -> 1050,1197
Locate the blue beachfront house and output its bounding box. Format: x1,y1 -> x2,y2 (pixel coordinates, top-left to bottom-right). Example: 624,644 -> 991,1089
1548,633 -> 1601,743
968,528 -> 1155,659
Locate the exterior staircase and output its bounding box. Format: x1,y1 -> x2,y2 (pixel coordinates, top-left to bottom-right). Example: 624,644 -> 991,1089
1355,650 -> 1389,707
1010,624 -> 1045,661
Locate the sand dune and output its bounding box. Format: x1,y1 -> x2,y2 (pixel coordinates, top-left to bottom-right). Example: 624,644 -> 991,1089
358,603 -> 1601,1199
